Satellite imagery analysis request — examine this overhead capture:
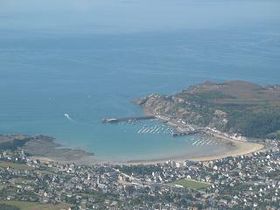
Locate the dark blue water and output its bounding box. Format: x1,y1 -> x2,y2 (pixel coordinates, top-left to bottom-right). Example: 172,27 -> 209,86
0,0 -> 279,160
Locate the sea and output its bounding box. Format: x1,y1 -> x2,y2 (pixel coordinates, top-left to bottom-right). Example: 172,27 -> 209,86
0,0 -> 279,161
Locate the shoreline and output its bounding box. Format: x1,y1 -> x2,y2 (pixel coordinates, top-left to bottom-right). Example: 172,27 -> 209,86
124,139 -> 264,165
0,133 -> 265,166
128,109 -> 264,164
189,139 -> 264,162
31,136 -> 264,166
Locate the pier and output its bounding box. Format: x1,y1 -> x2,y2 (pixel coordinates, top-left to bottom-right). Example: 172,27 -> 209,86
172,130 -> 200,137
102,115 -> 155,123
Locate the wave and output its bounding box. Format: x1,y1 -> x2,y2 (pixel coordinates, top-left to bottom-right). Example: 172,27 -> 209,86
64,113 -> 74,122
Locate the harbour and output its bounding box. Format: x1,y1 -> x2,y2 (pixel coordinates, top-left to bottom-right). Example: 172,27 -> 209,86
102,114 -> 202,137
102,116 -> 155,123
0,0 -> 277,162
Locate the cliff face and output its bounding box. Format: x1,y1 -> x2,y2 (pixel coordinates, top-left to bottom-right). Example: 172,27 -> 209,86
138,81 -> 280,139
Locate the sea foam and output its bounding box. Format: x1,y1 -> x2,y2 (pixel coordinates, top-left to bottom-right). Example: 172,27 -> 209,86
64,113 -> 74,122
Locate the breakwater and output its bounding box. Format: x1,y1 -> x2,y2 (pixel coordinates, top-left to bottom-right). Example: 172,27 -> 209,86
102,116 -> 155,123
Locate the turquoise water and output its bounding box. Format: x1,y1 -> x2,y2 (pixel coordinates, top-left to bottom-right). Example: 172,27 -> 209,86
0,0 -> 280,160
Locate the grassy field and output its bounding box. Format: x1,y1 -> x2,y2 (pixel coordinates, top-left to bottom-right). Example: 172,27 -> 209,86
0,161 -> 31,170
171,179 -> 210,190
0,201 -> 70,210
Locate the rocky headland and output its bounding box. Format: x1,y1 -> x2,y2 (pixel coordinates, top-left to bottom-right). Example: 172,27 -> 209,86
136,80 -> 280,140
0,134 -> 95,164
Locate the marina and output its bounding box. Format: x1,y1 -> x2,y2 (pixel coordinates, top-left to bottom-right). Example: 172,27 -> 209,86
136,124 -> 173,135
102,114 -> 223,148
102,114 -> 202,137
102,116 -> 155,123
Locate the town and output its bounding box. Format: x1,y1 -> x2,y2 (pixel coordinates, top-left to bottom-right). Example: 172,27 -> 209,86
0,139 -> 279,210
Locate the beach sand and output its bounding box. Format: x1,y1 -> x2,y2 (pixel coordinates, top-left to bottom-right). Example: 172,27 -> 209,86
189,140 -> 264,162
125,139 -> 264,165
24,134 -> 264,166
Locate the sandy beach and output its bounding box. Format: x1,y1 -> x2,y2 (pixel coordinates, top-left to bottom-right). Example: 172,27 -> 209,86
124,138 -> 264,165
32,137 -> 264,165
20,134 -> 264,166
189,140 -> 264,162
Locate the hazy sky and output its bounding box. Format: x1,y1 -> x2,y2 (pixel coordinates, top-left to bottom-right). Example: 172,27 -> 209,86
0,0 -> 280,34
